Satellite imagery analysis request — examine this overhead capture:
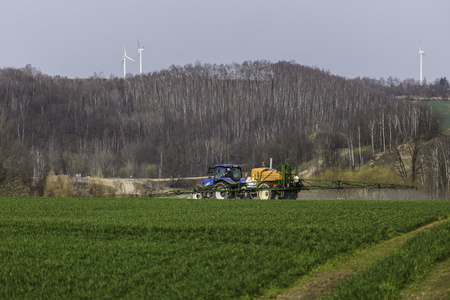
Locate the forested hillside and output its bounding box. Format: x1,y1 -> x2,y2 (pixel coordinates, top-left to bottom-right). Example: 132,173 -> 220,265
0,61 -> 448,198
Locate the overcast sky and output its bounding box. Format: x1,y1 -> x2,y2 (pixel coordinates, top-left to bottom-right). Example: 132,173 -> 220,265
1,0 -> 449,82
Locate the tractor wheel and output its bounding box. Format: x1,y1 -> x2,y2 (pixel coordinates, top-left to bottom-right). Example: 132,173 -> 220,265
192,192 -> 203,199
214,182 -> 231,199
258,183 -> 274,200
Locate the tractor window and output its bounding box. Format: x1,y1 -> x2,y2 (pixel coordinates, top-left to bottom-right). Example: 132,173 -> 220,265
214,167 -> 226,180
230,168 -> 242,181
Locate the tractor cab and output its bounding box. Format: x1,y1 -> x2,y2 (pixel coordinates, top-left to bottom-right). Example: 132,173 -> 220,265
201,164 -> 245,187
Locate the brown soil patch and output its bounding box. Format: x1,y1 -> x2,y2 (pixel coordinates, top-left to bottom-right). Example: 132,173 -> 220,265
272,219 -> 450,300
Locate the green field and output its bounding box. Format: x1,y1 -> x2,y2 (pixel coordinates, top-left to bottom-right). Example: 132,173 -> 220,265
1,197 -> 450,299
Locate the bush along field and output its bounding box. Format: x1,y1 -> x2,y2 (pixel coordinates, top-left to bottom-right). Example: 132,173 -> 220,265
0,197 -> 450,299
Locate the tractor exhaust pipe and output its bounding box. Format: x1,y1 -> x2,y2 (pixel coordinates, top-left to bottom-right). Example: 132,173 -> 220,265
269,158 -> 272,170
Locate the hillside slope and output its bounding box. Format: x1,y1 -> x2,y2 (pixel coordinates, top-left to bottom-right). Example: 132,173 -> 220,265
0,62 -> 445,198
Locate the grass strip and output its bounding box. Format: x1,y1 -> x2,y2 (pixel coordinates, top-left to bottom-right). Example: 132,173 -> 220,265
329,220 -> 450,299
400,257 -> 450,299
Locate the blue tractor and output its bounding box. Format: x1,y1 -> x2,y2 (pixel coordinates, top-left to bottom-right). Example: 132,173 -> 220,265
193,164 -> 246,199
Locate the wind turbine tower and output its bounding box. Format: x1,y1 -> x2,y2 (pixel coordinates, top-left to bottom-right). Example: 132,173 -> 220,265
122,47 -> 135,78
137,40 -> 144,75
419,46 -> 425,85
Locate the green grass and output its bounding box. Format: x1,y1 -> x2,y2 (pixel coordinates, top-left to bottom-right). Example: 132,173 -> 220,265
1,198 -> 450,299
329,220 -> 450,299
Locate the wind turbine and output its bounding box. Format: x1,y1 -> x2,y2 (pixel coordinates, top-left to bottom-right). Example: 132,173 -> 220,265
137,40 -> 144,75
122,47 -> 134,78
418,45 -> 425,85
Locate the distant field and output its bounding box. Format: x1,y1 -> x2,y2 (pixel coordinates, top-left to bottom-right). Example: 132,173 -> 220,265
1,198 -> 450,299
414,101 -> 450,132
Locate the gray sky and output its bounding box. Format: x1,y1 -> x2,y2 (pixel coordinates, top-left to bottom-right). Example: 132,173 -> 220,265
1,0 -> 449,82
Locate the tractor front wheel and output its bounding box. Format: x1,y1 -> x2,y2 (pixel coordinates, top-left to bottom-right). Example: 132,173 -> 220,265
214,182 -> 232,199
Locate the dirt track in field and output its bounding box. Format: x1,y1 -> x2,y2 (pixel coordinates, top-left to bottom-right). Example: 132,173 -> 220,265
273,219 -> 450,300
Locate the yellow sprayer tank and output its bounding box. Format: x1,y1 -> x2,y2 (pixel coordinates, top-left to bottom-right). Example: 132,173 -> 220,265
251,168 -> 295,185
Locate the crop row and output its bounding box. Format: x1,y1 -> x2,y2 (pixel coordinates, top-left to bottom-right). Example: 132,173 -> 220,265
1,197 -> 450,298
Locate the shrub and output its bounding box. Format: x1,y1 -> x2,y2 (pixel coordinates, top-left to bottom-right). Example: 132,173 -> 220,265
44,174 -> 74,197
88,181 -> 115,197
1,178 -> 31,196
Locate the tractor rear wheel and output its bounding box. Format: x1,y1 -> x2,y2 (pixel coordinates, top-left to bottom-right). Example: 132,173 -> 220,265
214,182 -> 231,199
258,183 -> 275,199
